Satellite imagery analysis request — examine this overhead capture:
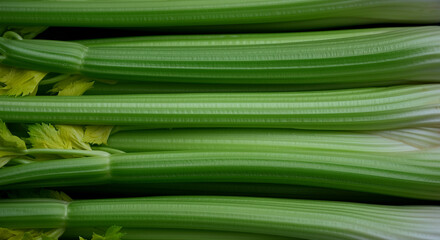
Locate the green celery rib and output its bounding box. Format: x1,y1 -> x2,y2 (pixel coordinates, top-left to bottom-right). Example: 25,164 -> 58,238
107,128 -> 440,153
1,150 -> 439,200
1,27 -> 440,84
0,0 -> 440,31
1,196 -> 439,240
2,84 -> 440,130
76,29 -> 417,94
0,156 -> 111,189
0,198 -> 67,229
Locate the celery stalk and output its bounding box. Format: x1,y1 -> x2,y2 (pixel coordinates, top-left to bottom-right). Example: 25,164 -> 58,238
1,85 -> 440,130
1,0 -> 440,32
1,27 -> 440,85
1,196 -> 439,239
1,149 -> 439,200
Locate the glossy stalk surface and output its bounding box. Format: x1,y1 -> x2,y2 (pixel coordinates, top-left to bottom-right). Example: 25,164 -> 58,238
1,150 -> 439,200
2,85 -> 440,130
1,27 -> 440,84
1,196 -> 439,240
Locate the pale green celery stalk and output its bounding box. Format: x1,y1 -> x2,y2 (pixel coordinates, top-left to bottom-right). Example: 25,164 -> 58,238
106,127 -> 440,153
1,149 -> 439,200
1,1 -> 440,31
1,196 -> 440,240
1,27 -> 440,84
20,148 -> 110,157
65,29 -> 414,95
2,84 -> 440,130
0,147 -> 110,163
91,147 -> 125,154
74,29 -> 418,95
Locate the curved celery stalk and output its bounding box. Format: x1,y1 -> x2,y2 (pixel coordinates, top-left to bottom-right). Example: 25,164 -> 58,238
0,0 -> 440,32
1,196 -> 439,240
31,29 -> 416,96
1,27 -> 440,84
1,84 -> 440,130
62,28 -> 424,94
106,128 -> 440,153
39,28 -> 435,94
59,29 -> 421,95
1,150 -> 439,200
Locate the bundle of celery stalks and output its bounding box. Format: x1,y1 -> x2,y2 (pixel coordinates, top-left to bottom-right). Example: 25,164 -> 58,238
1,1 -> 440,240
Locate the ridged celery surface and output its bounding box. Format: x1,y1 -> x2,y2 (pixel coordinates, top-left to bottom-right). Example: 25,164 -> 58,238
106,128 -> 440,153
76,30 -> 415,94
60,29 -> 423,95
1,27 -> 440,84
1,0 -> 440,31
1,196 -> 439,240
1,85 -> 440,130
1,150 -> 439,200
